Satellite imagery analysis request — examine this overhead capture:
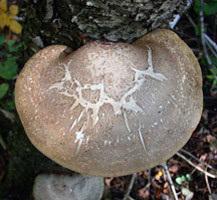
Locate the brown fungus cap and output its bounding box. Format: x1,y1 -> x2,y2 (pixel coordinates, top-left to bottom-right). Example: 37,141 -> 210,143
15,29 -> 203,177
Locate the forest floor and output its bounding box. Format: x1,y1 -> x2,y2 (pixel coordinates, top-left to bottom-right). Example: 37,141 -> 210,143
0,1 -> 217,200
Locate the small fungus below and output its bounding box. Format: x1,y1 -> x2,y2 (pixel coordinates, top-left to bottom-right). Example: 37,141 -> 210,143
15,29 -> 203,177
33,174 -> 104,200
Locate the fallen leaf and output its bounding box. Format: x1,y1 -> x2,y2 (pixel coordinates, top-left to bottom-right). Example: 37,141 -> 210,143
169,165 -> 179,173
105,177 -> 114,187
163,182 -> 170,194
0,0 -> 22,34
9,19 -> 22,34
155,170 -> 163,180
209,193 -> 217,200
181,187 -> 194,200
207,135 -> 217,153
9,5 -> 18,17
199,153 -> 207,162
0,0 -> 7,12
138,187 -> 149,200
152,181 -> 162,199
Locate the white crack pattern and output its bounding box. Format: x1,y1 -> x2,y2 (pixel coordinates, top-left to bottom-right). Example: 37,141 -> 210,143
48,45 -> 167,155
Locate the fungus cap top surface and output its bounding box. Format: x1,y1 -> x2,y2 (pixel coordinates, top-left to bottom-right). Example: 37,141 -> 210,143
33,174 -> 104,200
15,29 -> 203,177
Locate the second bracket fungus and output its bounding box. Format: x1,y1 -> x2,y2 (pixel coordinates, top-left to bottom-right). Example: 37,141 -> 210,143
33,174 -> 104,200
15,29 -> 203,177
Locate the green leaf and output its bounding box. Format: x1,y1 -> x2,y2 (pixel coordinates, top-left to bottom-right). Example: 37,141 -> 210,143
0,83 -> 9,99
0,59 -> 18,80
16,43 -> 22,49
209,68 -> 217,75
193,0 -> 217,16
195,24 -> 201,36
6,55 -> 18,61
206,75 -> 214,80
175,177 -> 183,185
186,174 -> 192,181
211,57 -> 217,67
6,100 -> 15,110
193,0 -> 200,15
0,51 -> 11,57
204,1 -> 217,15
194,24 -> 207,36
8,40 -> 16,52
0,35 -> 6,45
201,54 -> 208,66
181,175 -> 187,183
211,79 -> 217,88
8,40 -> 16,47
8,40 -> 22,52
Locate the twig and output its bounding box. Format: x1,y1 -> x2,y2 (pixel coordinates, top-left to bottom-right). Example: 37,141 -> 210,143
180,149 -> 215,170
184,12 -> 196,28
206,41 -> 217,58
204,34 -> 217,52
176,152 -> 217,178
204,34 -> 217,58
0,134 -> 7,150
0,108 -> 15,122
142,170 -> 152,191
205,167 -> 212,194
200,0 -> 217,71
185,12 -> 217,58
162,162 -> 179,200
123,173 -> 136,200
147,169 -> 151,191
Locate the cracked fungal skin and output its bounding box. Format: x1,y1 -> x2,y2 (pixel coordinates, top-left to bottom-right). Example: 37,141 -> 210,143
15,29 -> 203,177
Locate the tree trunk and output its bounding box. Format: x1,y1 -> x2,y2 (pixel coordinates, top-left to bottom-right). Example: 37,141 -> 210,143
22,0 -> 187,61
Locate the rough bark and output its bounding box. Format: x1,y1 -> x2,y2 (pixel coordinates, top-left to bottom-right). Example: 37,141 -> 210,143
22,0 -> 187,61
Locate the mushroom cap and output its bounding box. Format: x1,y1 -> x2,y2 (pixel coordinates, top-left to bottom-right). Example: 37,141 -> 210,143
15,29 -> 203,177
33,174 -> 104,200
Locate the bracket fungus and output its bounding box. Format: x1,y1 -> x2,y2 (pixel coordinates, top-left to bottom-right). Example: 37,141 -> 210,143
15,29 -> 203,177
33,174 -> 104,200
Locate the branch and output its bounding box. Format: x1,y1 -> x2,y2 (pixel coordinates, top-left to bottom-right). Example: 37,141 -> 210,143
162,162 -> 179,200
176,152 -> 217,178
204,34 -> 217,58
200,0 -> 217,71
205,167 -> 212,194
180,149 -> 215,170
123,173 -> 136,200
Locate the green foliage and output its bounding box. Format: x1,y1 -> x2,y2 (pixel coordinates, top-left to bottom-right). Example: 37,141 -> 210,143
175,174 -> 192,185
8,40 -> 22,52
202,55 -> 217,88
0,35 -> 21,80
0,33 -> 21,110
0,83 -> 9,99
5,100 -> 15,110
0,34 -> 5,45
194,24 -> 207,36
194,0 -> 217,16
0,58 -> 18,80
193,0 -> 216,36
